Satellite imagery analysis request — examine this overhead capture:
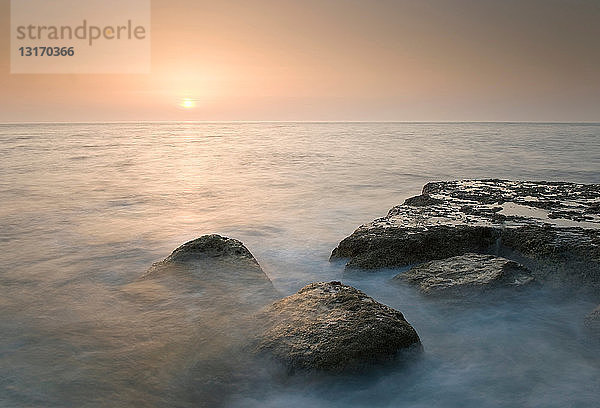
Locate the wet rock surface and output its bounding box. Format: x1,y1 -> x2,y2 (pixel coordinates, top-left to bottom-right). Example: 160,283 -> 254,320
141,234 -> 277,304
331,180 -> 600,289
256,281 -> 421,373
396,253 -> 535,294
144,234 -> 268,279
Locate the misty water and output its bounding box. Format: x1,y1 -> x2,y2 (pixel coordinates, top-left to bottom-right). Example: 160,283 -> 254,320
1,122 -> 599,407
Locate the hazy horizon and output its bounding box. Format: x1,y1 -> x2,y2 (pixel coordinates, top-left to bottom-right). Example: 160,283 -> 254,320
2,120 -> 600,125
1,0 -> 599,122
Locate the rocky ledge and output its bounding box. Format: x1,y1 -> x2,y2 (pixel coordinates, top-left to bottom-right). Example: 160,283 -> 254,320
331,180 -> 600,289
256,281 -> 421,373
395,253 -> 535,295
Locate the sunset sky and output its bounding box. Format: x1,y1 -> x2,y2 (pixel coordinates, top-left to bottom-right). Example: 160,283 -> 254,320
1,0 -> 599,122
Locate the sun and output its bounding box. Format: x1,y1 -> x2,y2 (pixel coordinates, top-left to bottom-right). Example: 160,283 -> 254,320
180,98 -> 195,109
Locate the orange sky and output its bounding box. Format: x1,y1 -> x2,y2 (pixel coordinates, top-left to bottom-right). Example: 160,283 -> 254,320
1,0 -> 599,122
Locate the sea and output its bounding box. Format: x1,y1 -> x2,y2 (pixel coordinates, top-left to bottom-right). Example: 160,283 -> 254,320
1,122 -> 599,407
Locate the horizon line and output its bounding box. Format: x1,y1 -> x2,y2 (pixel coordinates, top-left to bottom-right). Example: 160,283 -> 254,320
1,120 -> 600,125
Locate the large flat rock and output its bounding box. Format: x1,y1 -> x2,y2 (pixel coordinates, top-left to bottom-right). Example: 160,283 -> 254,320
256,281 -> 421,373
395,253 -> 535,295
331,180 -> 600,288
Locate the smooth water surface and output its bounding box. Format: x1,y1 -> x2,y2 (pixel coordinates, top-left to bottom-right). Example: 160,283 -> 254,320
1,122 -> 599,407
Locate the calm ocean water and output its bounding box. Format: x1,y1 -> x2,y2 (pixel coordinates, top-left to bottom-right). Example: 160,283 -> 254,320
1,122 -> 599,407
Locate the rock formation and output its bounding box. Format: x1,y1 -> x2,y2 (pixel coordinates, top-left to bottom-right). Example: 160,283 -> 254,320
256,281 -> 421,372
396,253 -> 535,294
331,180 -> 600,289
125,235 -> 279,405
141,234 -> 278,306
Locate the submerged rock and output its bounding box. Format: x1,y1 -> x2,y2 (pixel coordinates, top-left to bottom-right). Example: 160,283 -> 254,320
126,235 -> 279,404
331,180 -> 600,289
140,234 -> 278,307
144,234 -> 265,277
584,306 -> 600,336
396,253 -> 535,294
256,281 -> 421,373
